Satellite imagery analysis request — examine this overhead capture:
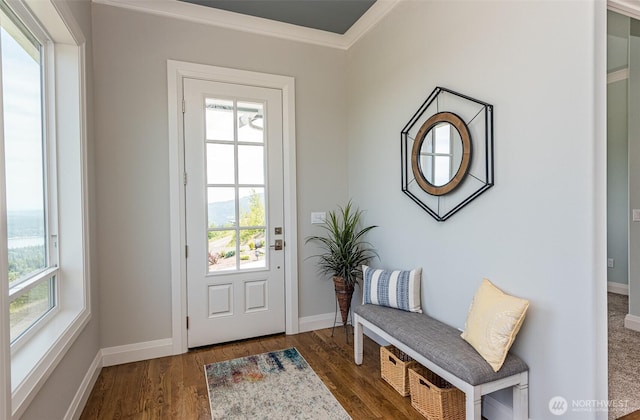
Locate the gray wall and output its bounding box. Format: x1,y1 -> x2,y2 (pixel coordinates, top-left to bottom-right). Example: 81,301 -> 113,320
346,1 -> 603,417
21,0 -> 101,418
607,11 -> 630,286
91,4 -> 349,347
629,19 -> 640,316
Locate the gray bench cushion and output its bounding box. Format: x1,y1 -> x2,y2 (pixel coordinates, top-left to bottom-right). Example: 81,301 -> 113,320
355,304 -> 528,386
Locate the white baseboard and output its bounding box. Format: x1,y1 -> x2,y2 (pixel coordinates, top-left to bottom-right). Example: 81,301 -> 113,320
101,338 -> 174,367
299,312 -> 341,333
625,314 -> 640,332
64,339 -> 173,417
298,312 -> 391,350
608,281 -> 629,295
63,351 -> 102,420
482,395 -> 513,420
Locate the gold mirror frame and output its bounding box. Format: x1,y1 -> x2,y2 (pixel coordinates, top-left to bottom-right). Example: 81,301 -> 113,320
411,112 -> 471,196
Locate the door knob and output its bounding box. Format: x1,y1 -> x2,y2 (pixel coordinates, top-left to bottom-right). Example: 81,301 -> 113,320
270,239 -> 283,250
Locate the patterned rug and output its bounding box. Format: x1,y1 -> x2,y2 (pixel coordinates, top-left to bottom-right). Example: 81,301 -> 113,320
205,347 -> 351,419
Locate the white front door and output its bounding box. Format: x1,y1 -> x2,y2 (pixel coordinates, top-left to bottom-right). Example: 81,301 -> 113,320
184,78 -> 285,348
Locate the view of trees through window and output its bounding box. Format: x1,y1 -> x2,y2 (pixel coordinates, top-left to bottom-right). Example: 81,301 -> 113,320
1,1 -> 54,342
8,211 -> 48,342
208,189 -> 266,271
8,211 -> 45,283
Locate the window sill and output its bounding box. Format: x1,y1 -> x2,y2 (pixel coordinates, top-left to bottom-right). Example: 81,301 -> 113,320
10,306 -> 90,418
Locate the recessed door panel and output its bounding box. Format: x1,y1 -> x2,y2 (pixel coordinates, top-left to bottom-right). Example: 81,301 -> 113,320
245,280 -> 267,312
208,284 -> 232,317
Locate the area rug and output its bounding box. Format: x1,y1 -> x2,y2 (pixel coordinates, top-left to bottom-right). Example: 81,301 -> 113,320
205,347 -> 351,419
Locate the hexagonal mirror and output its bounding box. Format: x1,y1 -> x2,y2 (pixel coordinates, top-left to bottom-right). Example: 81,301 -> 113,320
401,87 -> 494,221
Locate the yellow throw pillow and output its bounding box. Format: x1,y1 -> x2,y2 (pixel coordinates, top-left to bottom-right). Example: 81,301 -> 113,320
461,279 -> 529,372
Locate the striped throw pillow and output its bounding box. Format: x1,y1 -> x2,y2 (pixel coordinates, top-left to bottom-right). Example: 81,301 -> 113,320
362,265 -> 422,313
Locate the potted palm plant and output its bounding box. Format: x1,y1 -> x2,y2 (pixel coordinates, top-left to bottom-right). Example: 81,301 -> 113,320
306,201 -> 378,328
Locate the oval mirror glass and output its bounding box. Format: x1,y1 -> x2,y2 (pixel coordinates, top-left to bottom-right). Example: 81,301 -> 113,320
417,122 -> 463,187
411,112 -> 472,196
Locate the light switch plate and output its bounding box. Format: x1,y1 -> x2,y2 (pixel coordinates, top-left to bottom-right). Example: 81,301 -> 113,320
311,212 -> 326,224
608,258 -> 614,268
634,209 -> 640,222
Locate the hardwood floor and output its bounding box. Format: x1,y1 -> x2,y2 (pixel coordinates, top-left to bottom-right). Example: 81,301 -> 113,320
80,327 -> 426,419
621,411 -> 640,420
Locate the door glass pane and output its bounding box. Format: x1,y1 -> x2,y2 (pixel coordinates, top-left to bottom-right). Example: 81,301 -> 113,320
207,143 -> 235,185
208,187 -> 236,228
208,230 -> 236,272
239,228 -> 266,270
237,101 -> 264,143
239,188 -> 265,227
205,98 -> 234,141
10,277 -> 54,342
204,97 -> 270,275
238,189 -> 265,270
238,145 -> 264,185
1,9 -> 46,287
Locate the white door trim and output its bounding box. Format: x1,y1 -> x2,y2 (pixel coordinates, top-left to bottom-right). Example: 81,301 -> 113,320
167,60 -> 298,354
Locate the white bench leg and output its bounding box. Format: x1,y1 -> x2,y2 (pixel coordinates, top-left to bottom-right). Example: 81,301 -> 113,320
354,313 -> 363,365
513,372 -> 529,420
465,388 -> 482,420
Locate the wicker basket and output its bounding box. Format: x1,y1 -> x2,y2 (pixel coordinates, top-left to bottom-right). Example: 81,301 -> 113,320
380,345 -> 418,396
408,366 -> 465,420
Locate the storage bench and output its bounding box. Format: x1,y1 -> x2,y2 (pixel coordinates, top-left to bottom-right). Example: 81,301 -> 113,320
354,304 -> 529,419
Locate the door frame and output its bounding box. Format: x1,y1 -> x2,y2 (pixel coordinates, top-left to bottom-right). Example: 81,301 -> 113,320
167,60 -> 298,354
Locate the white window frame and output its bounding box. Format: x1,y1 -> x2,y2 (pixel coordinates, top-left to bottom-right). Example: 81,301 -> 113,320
3,6 -> 59,344
2,1 -> 60,350
0,1 -> 90,418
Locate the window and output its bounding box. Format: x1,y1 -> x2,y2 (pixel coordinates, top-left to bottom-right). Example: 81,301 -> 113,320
1,0 -> 58,346
0,0 -> 89,417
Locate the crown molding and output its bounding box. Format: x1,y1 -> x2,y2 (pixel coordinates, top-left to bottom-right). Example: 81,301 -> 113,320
342,0 -> 398,49
608,0 -> 640,20
92,0 -> 399,50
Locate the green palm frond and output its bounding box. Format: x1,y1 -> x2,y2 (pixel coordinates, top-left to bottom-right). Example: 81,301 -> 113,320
305,201 -> 378,287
